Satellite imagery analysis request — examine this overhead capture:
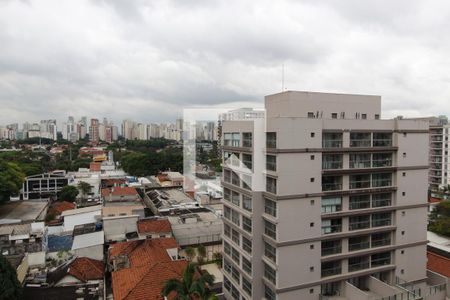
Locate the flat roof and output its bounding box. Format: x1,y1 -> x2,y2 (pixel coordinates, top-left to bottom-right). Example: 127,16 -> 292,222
72,231 -> 104,250
61,205 -> 102,217
0,201 -> 48,223
428,231 -> 450,253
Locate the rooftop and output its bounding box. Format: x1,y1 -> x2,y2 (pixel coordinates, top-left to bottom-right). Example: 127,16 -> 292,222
61,205 -> 102,217
49,201 -> 76,216
0,200 -> 48,224
101,186 -> 139,197
427,231 -> 450,253
137,219 -> 172,234
145,188 -> 197,211
68,257 -> 104,282
72,231 -> 104,250
102,205 -> 144,217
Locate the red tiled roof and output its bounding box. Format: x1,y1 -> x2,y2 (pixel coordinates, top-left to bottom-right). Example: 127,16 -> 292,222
427,251 -> 450,277
109,238 -> 186,300
101,187 -> 138,197
429,197 -> 442,203
103,179 -> 127,186
138,219 -> 172,234
50,201 -> 76,215
68,257 -> 104,282
90,162 -> 102,172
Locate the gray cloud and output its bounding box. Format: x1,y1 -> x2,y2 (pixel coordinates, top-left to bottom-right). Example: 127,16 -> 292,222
1,0 -> 450,126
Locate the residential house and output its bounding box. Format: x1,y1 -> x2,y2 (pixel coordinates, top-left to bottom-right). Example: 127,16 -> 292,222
61,205 -> 102,232
137,218 -> 172,239
71,231 -> 104,261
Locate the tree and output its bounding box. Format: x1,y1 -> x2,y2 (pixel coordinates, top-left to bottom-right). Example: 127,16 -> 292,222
161,263 -> 217,300
0,161 -> 25,203
0,254 -> 23,300
197,245 -> 207,264
59,185 -> 79,202
429,200 -> 450,237
77,181 -> 91,200
184,247 -> 195,262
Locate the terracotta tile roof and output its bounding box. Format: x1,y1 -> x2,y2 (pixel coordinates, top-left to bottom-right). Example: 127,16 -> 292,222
137,219 -> 172,234
101,187 -> 138,197
68,257 -> 104,282
50,201 -> 76,215
90,162 -> 102,172
429,197 -> 442,203
427,251 -> 450,277
109,238 -> 186,300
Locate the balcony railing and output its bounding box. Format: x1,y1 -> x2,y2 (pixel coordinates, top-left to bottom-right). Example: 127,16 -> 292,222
322,161 -> 343,170
373,139 -> 392,147
349,221 -> 371,231
348,261 -> 370,272
321,266 -> 342,277
323,140 -> 343,148
322,225 -> 342,235
321,245 -> 342,256
322,183 -> 342,191
371,257 -> 391,267
350,139 -> 371,147
350,161 -> 371,169
349,241 -> 370,251
372,218 -> 391,227
371,238 -> 391,247
372,179 -> 392,187
349,180 -> 371,189
372,159 -> 392,167
372,198 -> 391,208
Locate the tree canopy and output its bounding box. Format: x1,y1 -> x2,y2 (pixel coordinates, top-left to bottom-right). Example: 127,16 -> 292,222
59,185 -> 79,202
0,255 -> 23,300
120,148 -> 183,177
0,161 -> 25,203
429,200 -> 450,237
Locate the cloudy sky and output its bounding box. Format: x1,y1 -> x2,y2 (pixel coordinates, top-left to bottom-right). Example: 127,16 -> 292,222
1,0 -> 450,125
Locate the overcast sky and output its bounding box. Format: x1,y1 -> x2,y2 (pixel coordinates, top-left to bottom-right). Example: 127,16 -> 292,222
1,0 -> 450,125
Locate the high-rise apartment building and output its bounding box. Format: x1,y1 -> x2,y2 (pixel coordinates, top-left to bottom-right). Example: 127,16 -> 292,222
89,118 -> 100,142
221,91 -> 429,300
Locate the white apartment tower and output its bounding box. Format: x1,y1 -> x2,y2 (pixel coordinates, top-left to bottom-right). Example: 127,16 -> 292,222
221,91 -> 430,300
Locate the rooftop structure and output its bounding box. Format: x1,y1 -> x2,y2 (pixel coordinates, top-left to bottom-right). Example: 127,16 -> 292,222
0,200 -> 48,225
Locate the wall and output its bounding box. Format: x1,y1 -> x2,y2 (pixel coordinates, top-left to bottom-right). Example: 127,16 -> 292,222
74,244 -> 103,260
103,216 -> 138,242
63,210 -> 101,232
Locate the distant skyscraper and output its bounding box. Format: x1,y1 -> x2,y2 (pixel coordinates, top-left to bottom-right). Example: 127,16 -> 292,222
89,118 -> 100,142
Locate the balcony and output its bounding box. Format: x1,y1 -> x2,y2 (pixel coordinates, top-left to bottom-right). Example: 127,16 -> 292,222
349,240 -> 370,251
321,240 -> 342,256
349,219 -> 371,231
322,176 -> 343,191
371,253 -> 391,267
322,160 -> 343,170
323,133 -> 343,148
350,132 -> 371,148
321,263 -> 342,277
348,260 -> 370,272
372,133 -> 392,147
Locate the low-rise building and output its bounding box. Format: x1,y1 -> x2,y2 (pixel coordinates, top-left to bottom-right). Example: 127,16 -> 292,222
22,172 -> 68,200
101,186 -> 141,204
137,218 -> 172,239
0,222 -> 46,261
61,205 -> 102,232
71,230 -> 104,261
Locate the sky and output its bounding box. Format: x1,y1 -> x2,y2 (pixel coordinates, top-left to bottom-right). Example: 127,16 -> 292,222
1,0 -> 450,125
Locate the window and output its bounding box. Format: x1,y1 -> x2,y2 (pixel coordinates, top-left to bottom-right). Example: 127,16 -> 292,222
308,112 -> 315,118
322,218 -> 342,234
242,216 -> 252,233
375,114 -> 380,120
311,155 -> 315,160
224,258 -> 232,274
231,265 -> 240,283
224,206 -> 231,219
322,154 -> 343,169
242,277 -> 252,296
349,153 -> 371,168
372,173 -> 392,187
310,222 -> 315,227
264,198 -> 277,217
310,266 -> 314,272
331,113 -> 338,119
264,262 -> 276,284
264,220 -> 277,239
266,132 -> 277,148
224,169 -> 231,183
350,132 -> 371,147
264,285 -> 276,300
371,193 -> 391,207
242,132 -> 252,147
264,242 -> 276,263
310,177 -> 315,182
242,153 -> 253,170
224,133 -> 232,146
223,188 -> 231,202
242,195 -> 252,212
348,255 -> 370,272
231,229 -> 240,245
321,260 -> 341,277
321,196 -> 342,213
224,241 -> 231,255
321,240 -> 342,256
372,153 -> 392,167
371,212 -> 391,227
322,132 -> 343,148
371,232 -> 391,247
362,114 -> 367,119
266,177 -> 277,194
224,224 -> 231,238
349,195 -> 370,210
242,256 -> 252,274
311,132 -> 315,138
349,215 -> 370,230
266,155 -> 277,171
349,174 -> 371,189
242,236 -> 252,254
231,191 -> 240,206
349,235 -> 370,251
231,172 -> 240,186
231,133 -> 240,147
242,174 -> 252,190
231,247 -> 240,264
322,175 -> 343,191
231,210 -> 240,226
373,132 -> 392,147
371,252 -> 391,267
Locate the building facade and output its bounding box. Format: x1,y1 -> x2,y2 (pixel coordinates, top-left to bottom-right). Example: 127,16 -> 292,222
221,91 -> 430,300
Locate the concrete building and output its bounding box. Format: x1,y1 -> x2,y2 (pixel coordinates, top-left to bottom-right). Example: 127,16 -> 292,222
427,117 -> 450,192
22,172 -> 68,200
61,205 -> 102,232
71,230 -> 104,261
89,118 -> 100,142
221,91 -> 431,300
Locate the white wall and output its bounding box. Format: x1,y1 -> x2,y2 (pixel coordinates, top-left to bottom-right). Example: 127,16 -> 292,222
63,211 -> 101,232
74,244 -> 103,261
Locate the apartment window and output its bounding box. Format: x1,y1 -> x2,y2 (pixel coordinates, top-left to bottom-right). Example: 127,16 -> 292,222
231,284 -> 240,299
231,133 -> 240,147
224,241 -> 231,256
264,198 -> 277,217
224,169 -> 231,183
230,152 -> 240,167
224,276 -> 232,293
349,194 -> 370,210
224,258 -> 232,274
224,133 -> 232,146
242,153 -> 253,170
231,210 -> 240,226
322,175 -> 343,191
349,174 -> 371,189
242,174 -> 252,190
266,132 -> 277,148
310,266 -> 314,272
242,277 -> 252,296
310,177 -> 315,182
349,153 -> 371,168
266,177 -> 277,194
331,113 -> 338,119
322,132 -> 343,148
349,235 -> 370,251
311,155 -> 315,160
223,188 -> 231,202
350,132 -> 371,147
362,114 -> 367,119
242,195 -> 252,212
321,218 -> 342,234
224,224 -> 231,238
264,241 -> 276,263
242,132 -> 252,147
321,196 -> 342,213
322,154 -> 343,169
242,236 -> 252,254
242,216 -> 252,233
264,262 -> 276,284
371,193 -> 391,207
264,285 -> 276,300
231,247 -> 240,264
402,192 -> 406,196
264,220 -> 277,239
371,232 -> 391,247
224,206 -> 231,220
349,215 -> 370,230
231,171 -> 240,186
231,191 -> 240,206
373,132 -> 392,147
348,255 -> 370,272
375,114 -> 380,120
321,240 -> 342,256
372,153 -> 392,167
372,173 -> 392,187
372,212 -> 391,227
242,256 -> 252,274
231,265 -> 240,284
266,155 -> 277,171
321,260 -> 342,277
371,252 -> 391,267
231,229 -> 240,245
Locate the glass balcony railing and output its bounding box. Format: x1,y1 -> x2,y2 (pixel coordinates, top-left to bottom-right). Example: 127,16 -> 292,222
349,221 -> 371,231
349,180 -> 371,189
371,257 -> 391,267
371,238 -> 391,248
373,139 -> 392,147
372,179 -> 392,187
372,218 -> 392,227
321,245 -> 342,256
322,161 -> 343,170
322,183 -> 343,191
349,241 -> 370,251
322,140 -> 343,148
348,261 -> 370,272
350,139 -> 371,147
321,266 -> 342,277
